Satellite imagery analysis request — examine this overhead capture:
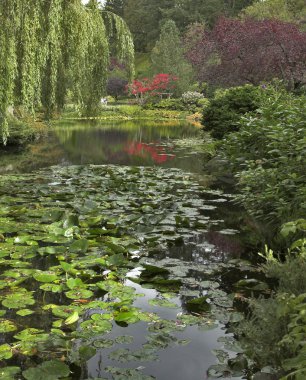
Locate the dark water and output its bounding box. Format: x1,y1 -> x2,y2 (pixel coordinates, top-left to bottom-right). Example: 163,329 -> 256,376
0,119 -> 247,380
0,120 -> 207,175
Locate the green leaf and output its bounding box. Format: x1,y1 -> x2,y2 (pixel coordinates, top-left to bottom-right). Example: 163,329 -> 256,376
33,271 -> 59,283
70,239 -> 88,253
0,319 -> 17,333
22,360 -> 70,380
16,309 -> 34,317
65,311 -> 79,325
0,344 -> 13,360
148,298 -> 178,308
0,366 -> 21,380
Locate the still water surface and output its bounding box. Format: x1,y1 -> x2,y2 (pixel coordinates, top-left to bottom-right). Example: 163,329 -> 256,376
1,120 -> 244,380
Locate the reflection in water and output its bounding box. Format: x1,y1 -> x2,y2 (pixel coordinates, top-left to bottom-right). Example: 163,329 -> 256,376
53,119 -> 206,173
124,141 -> 175,164
0,119 -> 244,379
0,120 -> 207,175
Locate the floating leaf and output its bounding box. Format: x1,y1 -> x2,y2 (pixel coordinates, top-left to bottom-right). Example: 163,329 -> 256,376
65,289 -> 93,300
0,366 -> 21,380
148,298 -> 178,308
22,360 -> 70,380
115,335 -> 134,344
33,271 -> 59,283
16,309 -> 34,317
2,288 -> 35,309
0,344 -> 13,360
186,297 -> 211,313
0,319 -> 17,333
65,311 -> 79,325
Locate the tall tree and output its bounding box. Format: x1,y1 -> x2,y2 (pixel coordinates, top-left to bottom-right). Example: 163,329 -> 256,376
104,0 -> 124,17
0,0 -> 134,143
123,0 -> 175,52
151,20 -> 193,95
185,18 -> 306,89
241,0 -> 306,28
123,0 -> 255,52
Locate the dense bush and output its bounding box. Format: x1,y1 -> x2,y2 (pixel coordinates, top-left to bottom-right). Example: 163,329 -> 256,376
182,91 -> 204,103
202,85 -> 261,139
107,77 -> 128,100
222,87 -> 306,227
144,95 -> 209,113
143,98 -> 186,111
235,223 -> 306,379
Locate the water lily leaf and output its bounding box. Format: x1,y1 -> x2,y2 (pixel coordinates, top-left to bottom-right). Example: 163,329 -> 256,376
93,338 -> 114,348
212,349 -> 230,364
148,298 -> 178,308
115,310 -> 141,324
70,239 -> 88,253
115,335 -> 134,344
22,360 -> 70,380
63,214 -> 79,228
80,318 -> 112,335
65,311 -> 79,325
66,278 -> 85,290
105,366 -> 155,380
207,364 -> 232,378
0,344 -> 13,360
0,366 -> 21,380
40,283 -> 63,293
0,319 -> 17,333
2,288 -> 35,309
33,271 -> 59,283
106,253 -> 127,267
78,345 -> 96,361
186,297 -> 211,313
65,289 -> 93,299
16,309 -> 34,317
108,348 -> 134,362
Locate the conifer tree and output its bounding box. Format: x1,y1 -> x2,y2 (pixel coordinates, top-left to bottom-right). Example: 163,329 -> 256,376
151,20 -> 193,96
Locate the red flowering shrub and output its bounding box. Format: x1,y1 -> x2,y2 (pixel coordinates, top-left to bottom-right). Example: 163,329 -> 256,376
127,74 -> 178,103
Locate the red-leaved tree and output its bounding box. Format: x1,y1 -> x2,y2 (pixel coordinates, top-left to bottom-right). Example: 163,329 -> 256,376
185,18 -> 306,89
127,74 -> 178,103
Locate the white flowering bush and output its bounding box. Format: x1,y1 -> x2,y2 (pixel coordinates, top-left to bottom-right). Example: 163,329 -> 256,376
182,91 -> 204,104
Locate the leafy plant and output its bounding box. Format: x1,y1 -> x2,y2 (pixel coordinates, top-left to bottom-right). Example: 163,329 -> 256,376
202,84 -> 261,139
222,86 -> 306,228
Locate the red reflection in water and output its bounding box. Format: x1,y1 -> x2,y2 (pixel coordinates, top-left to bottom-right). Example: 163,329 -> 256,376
124,141 -> 175,164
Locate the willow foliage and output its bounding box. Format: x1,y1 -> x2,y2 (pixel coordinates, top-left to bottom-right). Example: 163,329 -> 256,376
0,0 -> 134,143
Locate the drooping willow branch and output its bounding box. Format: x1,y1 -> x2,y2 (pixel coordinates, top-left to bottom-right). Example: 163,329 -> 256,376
0,0 -> 134,144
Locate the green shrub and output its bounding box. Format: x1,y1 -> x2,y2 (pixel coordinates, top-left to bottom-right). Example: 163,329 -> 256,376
202,84 -> 261,139
235,234 -> 306,378
222,88 -> 306,227
143,98 -> 185,111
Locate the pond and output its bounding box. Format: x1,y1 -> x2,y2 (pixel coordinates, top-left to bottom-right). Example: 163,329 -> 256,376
0,120 -> 257,380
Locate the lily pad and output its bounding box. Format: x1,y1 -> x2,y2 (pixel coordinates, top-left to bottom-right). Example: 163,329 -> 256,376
148,298 -> 178,308
2,288 -> 35,309
16,309 -> 35,317
33,271 -> 59,283
186,297 -> 211,313
22,360 -> 70,380
0,344 -> 13,360
0,319 -> 17,333
0,366 -> 21,380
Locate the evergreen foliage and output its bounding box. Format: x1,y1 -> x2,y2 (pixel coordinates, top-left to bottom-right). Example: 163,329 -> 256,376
151,20 -> 193,96
202,85 -> 261,139
0,0 -> 134,143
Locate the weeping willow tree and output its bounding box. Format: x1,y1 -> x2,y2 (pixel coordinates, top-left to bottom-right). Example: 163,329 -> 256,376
0,0 -> 134,144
